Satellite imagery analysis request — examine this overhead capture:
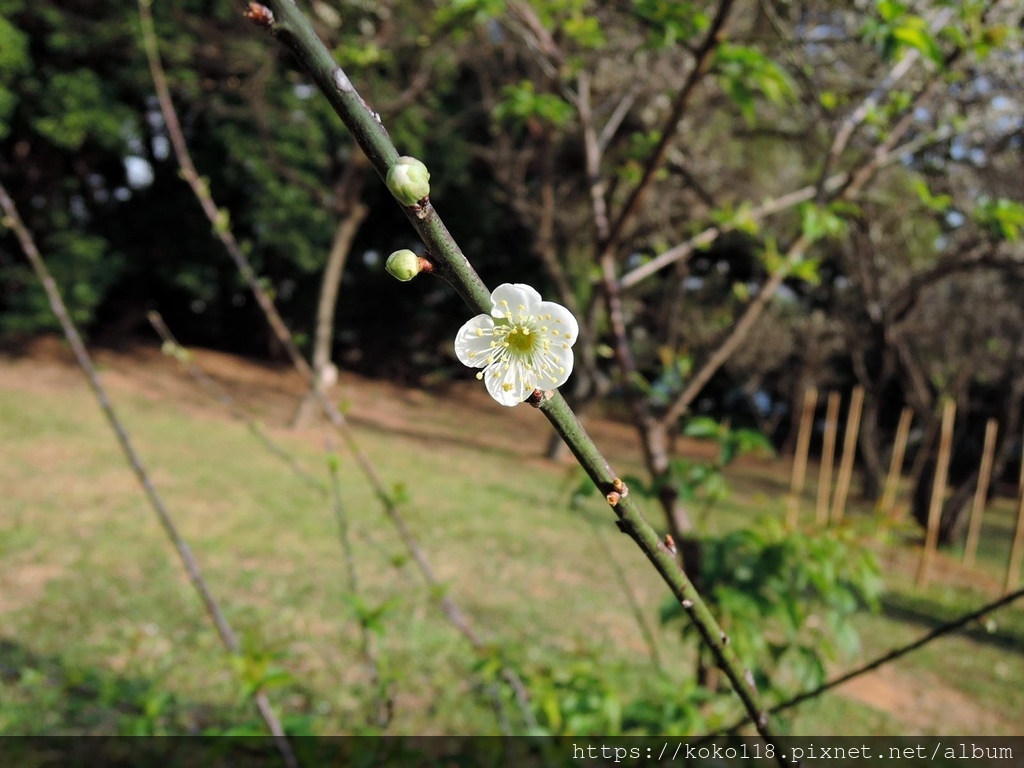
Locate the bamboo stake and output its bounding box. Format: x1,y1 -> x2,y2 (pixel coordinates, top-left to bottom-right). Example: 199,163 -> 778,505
878,407 -> 913,518
786,387 -> 817,530
1004,427 -> 1024,594
816,392 -> 841,526
917,398 -> 956,588
963,418 -> 998,568
831,386 -> 865,524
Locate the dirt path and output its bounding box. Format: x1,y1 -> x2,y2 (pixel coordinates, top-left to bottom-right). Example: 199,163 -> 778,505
837,664 -> 1016,734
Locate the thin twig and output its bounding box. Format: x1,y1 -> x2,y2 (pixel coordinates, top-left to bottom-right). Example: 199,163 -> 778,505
813,8 -> 954,201
617,116 -> 992,289
600,0 -> 736,257
0,181 -> 297,767
715,586 -> 1024,735
146,312 -> 397,566
138,2 -> 535,730
588,514 -> 664,671
658,65 -> 955,429
324,439 -> 393,727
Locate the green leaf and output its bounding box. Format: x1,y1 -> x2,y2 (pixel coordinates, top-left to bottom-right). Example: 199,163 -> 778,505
682,416 -> 721,440
713,44 -> 796,125
911,179 -> 952,213
33,69 -> 133,151
493,80 -> 573,130
890,20 -> 944,66
973,197 -> 1024,241
799,202 -> 847,242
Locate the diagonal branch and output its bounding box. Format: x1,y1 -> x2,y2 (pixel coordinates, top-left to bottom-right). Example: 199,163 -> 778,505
659,69 -> 958,428
256,0 -> 783,751
600,0 -> 735,258
324,438 -> 392,727
814,8 -> 954,201
617,115 -> 986,290
716,585 -> 1024,735
146,311 -> 395,564
139,0 -> 535,731
0,181 -> 297,767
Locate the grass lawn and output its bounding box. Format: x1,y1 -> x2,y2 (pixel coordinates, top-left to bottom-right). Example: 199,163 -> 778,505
1,339 -> 1022,736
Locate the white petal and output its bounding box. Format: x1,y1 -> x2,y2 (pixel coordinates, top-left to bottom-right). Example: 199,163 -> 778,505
537,300 -> 579,345
490,283 -> 543,319
536,343 -> 574,389
454,314 -> 496,368
483,360 -> 533,406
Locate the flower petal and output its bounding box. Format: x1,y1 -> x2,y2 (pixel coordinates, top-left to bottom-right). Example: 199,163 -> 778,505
536,342 -> 574,389
490,283 -> 543,319
454,314 -> 496,368
483,360 -> 534,406
536,300 -> 579,346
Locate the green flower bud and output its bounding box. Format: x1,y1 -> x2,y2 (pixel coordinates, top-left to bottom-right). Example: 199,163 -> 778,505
386,249 -> 423,281
386,156 -> 430,206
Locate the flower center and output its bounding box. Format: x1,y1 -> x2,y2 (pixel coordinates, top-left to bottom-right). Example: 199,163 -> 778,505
505,324 -> 536,354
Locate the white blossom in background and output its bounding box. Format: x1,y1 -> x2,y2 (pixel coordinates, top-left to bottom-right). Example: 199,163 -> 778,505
454,283 -> 578,406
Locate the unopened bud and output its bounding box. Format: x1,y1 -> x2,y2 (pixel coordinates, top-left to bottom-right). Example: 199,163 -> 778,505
386,249 -> 424,281
386,156 -> 430,206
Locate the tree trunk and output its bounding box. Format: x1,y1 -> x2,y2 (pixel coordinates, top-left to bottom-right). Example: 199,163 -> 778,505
291,174 -> 368,427
857,394 -> 886,502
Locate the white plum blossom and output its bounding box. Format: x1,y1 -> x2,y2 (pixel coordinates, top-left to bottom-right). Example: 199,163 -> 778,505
455,283 -> 578,406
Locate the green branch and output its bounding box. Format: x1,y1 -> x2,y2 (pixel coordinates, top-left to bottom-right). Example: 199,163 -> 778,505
254,0 -> 781,746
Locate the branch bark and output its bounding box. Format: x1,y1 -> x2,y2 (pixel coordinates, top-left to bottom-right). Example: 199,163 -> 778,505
256,0 -> 782,747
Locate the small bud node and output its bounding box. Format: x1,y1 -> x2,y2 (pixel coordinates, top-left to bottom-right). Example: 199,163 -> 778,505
386,249 -> 428,282
244,3 -> 274,26
386,156 -> 431,206
606,491 -> 621,506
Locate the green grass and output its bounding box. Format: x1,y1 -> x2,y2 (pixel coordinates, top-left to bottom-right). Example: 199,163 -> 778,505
1,354 -> 1022,736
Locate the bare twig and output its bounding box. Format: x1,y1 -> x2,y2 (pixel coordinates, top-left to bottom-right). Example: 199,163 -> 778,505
590,517 -> 665,671
324,439 -> 393,727
139,0 -> 536,730
600,0 -> 736,257
617,116 -> 993,289
716,586 -> 1024,735
0,181 -> 296,766
814,9 -> 953,201
658,62 -> 955,429
147,313 -> 392,558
